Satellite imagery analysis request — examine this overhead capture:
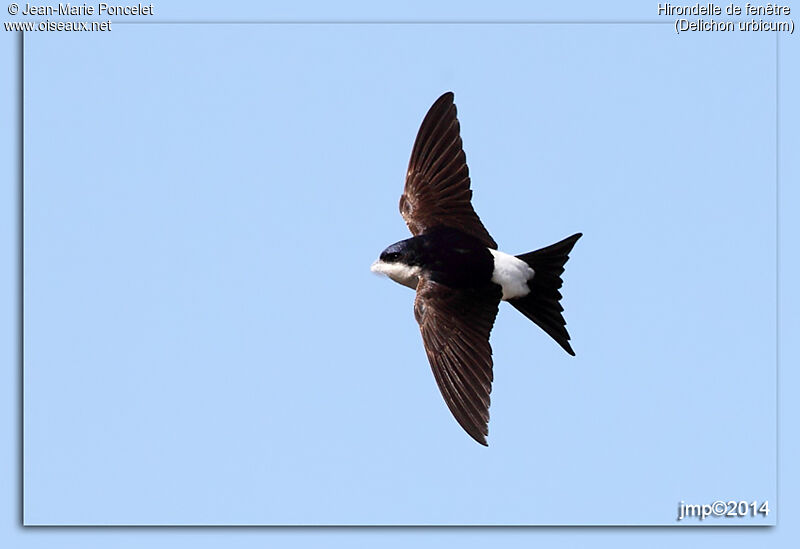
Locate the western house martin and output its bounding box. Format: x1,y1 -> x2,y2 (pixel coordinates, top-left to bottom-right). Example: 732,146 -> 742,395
371,92 -> 582,446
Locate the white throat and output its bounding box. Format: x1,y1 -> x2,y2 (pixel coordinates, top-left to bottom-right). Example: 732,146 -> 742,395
371,259 -> 421,290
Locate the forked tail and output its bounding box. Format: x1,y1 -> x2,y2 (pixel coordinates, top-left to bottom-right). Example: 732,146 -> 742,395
509,233 -> 582,355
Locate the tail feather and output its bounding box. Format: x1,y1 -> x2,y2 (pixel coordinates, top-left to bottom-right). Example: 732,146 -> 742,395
509,233 -> 582,356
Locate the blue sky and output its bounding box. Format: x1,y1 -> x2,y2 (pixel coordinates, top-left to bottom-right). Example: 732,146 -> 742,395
2,0 -> 800,546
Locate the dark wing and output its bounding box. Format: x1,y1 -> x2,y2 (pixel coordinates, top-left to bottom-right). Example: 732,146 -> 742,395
413,277 -> 502,445
400,92 -> 498,249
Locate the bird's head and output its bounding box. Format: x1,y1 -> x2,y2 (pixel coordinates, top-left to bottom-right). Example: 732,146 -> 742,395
371,239 -> 422,290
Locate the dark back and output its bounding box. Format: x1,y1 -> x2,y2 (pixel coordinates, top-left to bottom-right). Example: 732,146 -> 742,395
411,226 -> 494,289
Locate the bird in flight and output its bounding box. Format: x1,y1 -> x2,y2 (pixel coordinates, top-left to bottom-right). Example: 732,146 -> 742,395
371,92 -> 581,446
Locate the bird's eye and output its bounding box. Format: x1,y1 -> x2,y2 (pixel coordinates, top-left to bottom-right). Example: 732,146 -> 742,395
384,252 -> 401,261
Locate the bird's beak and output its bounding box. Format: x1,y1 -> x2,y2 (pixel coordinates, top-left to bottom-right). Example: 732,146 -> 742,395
370,259 -> 386,275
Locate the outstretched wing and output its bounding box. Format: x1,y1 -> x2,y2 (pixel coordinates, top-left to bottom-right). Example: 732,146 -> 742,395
400,92 -> 497,249
413,277 -> 502,445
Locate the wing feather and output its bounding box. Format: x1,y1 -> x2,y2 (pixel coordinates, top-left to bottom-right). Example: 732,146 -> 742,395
414,277 -> 502,445
400,92 -> 497,249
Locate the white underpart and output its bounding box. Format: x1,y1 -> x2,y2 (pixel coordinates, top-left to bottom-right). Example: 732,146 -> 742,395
489,249 -> 535,300
371,259 -> 421,290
